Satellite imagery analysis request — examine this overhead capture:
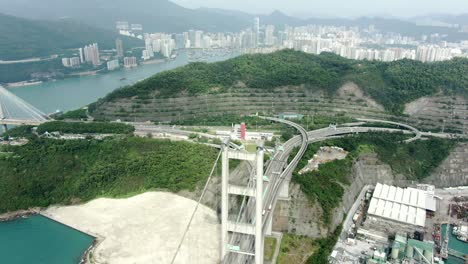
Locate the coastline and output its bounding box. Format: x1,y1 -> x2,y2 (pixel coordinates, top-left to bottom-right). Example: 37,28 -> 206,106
0,208 -> 100,264
141,58 -> 166,65
5,81 -> 43,88
40,211 -> 101,264
0,208 -> 41,222
3,56 -> 176,89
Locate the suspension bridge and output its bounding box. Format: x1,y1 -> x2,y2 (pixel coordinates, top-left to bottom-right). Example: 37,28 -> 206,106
0,86 -> 50,130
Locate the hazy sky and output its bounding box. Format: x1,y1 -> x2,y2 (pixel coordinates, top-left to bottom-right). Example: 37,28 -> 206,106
173,0 -> 468,18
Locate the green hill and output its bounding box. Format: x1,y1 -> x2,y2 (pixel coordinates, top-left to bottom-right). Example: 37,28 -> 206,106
0,136 -> 218,213
91,50 -> 468,115
0,13 -> 142,60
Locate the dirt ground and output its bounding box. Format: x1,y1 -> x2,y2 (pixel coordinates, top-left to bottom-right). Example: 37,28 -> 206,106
299,146 -> 348,174
43,192 -> 220,264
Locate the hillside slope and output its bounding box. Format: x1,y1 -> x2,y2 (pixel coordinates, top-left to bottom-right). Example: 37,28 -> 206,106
0,13 -> 142,60
90,49 -> 468,112
89,50 -> 468,133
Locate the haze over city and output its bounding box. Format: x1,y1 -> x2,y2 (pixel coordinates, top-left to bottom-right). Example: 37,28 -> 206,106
174,0 -> 468,18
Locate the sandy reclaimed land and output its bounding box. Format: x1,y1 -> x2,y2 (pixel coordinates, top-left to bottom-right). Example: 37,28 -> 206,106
43,192 -> 220,264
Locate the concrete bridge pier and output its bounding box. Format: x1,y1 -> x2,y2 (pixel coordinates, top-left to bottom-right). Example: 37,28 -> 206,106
2,124 -> 7,133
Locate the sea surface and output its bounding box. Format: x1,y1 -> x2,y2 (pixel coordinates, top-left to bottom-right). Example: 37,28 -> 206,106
441,224 -> 468,264
9,49 -> 240,113
0,215 -> 94,264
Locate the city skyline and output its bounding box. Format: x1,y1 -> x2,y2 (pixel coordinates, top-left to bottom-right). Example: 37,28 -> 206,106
173,0 -> 468,18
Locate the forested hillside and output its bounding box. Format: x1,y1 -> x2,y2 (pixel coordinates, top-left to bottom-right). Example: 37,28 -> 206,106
0,137 -> 218,213
93,50 -> 468,114
0,13 -> 142,60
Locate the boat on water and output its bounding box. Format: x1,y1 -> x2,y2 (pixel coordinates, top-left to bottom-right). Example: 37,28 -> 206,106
452,225 -> 468,243
120,77 -> 127,81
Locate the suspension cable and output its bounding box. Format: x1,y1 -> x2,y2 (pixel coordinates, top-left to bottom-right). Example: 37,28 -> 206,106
170,149 -> 222,264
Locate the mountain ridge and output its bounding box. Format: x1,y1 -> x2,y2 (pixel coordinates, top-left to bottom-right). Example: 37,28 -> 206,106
0,13 -> 142,60
1,0 -> 467,40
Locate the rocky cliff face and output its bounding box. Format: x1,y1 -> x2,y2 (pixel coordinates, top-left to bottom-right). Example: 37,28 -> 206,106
273,141 -> 468,239
273,153 -> 408,238
422,142 -> 468,187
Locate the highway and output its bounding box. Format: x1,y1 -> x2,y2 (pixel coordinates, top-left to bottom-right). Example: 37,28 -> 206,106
130,119 -> 465,264
221,117 -> 451,264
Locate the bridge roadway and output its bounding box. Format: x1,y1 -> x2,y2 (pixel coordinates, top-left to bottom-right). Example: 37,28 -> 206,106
222,118 -> 437,264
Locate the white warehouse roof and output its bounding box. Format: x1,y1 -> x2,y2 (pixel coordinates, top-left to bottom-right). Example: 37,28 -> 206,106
367,183 -> 435,227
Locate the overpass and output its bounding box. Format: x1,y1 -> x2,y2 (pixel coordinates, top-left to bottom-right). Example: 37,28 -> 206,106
219,116 -> 462,264
0,86 -> 50,130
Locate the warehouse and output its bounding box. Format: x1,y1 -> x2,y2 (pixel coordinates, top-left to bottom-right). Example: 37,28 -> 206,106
367,183 -> 436,228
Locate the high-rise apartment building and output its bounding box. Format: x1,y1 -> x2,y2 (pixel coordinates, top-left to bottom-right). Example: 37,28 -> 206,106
79,48 -> 84,63
124,57 -> 137,68
265,25 -> 275,46
195,31 -> 203,48
107,59 -> 120,71
253,17 -> 260,47
83,43 -> 100,66
188,30 -> 196,48
116,39 -> 124,57
62,57 -> 81,67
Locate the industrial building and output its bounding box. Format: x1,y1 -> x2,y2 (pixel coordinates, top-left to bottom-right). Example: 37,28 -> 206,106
367,183 -> 436,229
333,183 -> 468,264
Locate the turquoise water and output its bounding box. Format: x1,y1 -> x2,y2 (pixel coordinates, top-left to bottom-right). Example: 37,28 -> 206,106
0,215 -> 94,264
9,49 -> 239,114
441,224 -> 468,264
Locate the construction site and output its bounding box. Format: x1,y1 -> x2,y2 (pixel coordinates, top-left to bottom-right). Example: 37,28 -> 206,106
332,183 -> 468,264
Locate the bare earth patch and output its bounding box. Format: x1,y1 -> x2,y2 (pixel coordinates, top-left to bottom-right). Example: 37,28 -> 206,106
404,96 -> 433,115
43,192 -> 220,264
299,146 -> 348,175
337,82 -> 384,111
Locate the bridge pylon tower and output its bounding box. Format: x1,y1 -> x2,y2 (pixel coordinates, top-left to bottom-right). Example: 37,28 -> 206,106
221,142 -> 264,264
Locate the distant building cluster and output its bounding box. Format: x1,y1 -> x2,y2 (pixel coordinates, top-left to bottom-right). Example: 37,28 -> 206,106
62,43 -> 100,67
122,17 -> 467,63
279,25 -> 466,62
116,21 -> 143,38
142,33 -> 176,60
63,17 -> 468,72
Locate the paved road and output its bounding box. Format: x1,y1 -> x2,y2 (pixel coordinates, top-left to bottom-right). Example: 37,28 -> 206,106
222,119 -> 458,263
356,118 -> 421,142
130,119 -> 465,264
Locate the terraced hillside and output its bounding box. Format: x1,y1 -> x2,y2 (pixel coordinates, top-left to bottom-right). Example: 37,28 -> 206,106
90,50 -> 468,133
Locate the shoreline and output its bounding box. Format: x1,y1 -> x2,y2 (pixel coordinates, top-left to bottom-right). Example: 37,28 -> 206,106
40,211 -> 101,264
4,81 -> 43,88
0,208 -> 100,264
141,58 -> 167,65
0,208 -> 41,222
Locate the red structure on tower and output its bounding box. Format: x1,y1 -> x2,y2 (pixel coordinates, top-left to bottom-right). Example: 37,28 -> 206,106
240,123 -> 246,140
